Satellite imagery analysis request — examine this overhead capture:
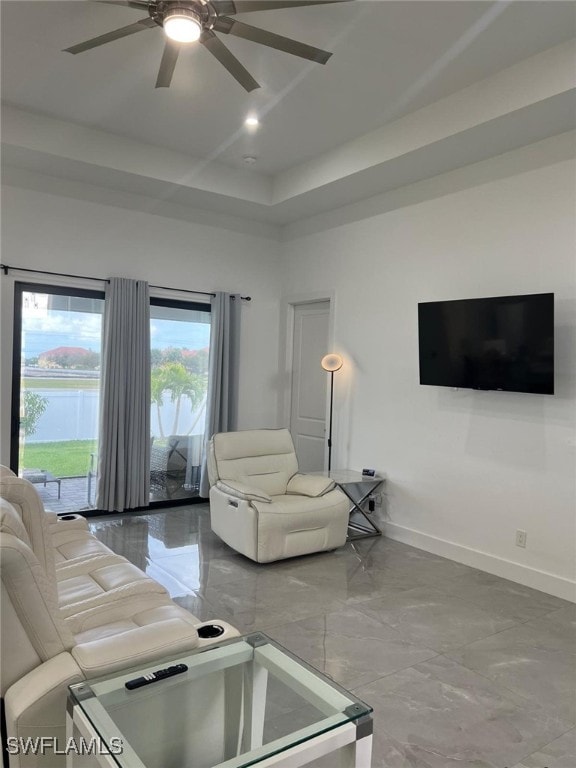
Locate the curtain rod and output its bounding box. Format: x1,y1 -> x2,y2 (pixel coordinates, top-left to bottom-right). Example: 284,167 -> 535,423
0,264 -> 251,301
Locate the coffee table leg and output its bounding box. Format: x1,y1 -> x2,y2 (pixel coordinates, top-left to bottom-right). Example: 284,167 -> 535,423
66,709 -> 75,768
329,731 -> 372,768
243,659 -> 268,751
353,732 -> 373,768
67,705 -> 121,768
224,666 -> 244,759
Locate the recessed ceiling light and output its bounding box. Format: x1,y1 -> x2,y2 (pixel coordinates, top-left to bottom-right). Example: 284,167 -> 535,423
245,115 -> 259,128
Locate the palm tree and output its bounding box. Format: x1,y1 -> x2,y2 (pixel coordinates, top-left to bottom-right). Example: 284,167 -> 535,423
151,363 -> 206,437
150,368 -> 167,438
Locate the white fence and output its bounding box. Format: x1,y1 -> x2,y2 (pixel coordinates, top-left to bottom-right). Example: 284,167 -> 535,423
26,390 -> 205,443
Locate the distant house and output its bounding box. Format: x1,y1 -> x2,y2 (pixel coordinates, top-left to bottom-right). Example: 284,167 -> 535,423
181,347 -> 208,358
38,347 -> 99,370
181,347 -> 209,373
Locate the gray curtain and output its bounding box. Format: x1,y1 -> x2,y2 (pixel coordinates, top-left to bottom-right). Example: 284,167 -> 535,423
199,292 -> 240,497
97,278 -> 151,511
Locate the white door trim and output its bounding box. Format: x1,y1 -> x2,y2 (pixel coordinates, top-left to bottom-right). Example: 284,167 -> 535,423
278,291 -> 336,466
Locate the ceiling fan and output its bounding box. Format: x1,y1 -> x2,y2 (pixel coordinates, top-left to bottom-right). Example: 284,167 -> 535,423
64,0 -> 349,92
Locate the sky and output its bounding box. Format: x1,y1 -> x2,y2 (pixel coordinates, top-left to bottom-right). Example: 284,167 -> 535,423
22,308 -> 210,359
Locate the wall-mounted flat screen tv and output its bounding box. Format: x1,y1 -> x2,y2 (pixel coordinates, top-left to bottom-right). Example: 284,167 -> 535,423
418,293 -> 554,394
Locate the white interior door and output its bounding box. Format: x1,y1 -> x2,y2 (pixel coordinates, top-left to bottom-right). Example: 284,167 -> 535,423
290,301 -> 330,472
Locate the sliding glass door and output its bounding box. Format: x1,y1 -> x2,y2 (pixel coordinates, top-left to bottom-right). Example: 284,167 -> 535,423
149,299 -> 211,503
12,285 -> 211,511
12,283 -> 104,512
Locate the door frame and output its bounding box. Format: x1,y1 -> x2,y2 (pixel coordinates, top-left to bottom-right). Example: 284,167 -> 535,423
279,291 -> 336,470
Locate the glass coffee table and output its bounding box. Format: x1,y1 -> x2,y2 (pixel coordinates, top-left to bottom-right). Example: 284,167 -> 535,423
67,633 -> 373,768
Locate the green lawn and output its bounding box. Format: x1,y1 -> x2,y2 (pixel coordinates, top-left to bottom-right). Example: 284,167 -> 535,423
22,440 -> 97,477
23,378 -> 99,390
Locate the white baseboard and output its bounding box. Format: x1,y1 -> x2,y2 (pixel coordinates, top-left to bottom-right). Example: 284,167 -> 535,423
382,521 -> 576,603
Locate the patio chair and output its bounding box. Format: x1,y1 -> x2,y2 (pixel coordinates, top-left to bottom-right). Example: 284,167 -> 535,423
150,434 -> 203,494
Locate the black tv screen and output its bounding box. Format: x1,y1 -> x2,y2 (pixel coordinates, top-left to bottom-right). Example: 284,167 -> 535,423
418,293 -> 554,394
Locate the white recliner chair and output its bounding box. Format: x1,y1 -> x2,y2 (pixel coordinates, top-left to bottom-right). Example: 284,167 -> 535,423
208,429 -> 349,563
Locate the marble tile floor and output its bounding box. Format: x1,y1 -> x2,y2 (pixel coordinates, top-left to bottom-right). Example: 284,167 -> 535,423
89,504 -> 576,768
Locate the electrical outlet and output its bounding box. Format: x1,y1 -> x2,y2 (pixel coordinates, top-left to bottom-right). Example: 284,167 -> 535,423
515,529 -> 527,548
374,493 -> 383,507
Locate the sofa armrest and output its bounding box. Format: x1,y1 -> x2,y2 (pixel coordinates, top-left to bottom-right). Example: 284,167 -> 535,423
215,480 -> 272,503
286,474 -> 335,497
195,620 -> 241,646
4,652 -> 84,737
53,514 -> 89,531
71,620 -> 201,677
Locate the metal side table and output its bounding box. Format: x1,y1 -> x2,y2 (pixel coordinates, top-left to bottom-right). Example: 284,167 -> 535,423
316,470 -> 384,540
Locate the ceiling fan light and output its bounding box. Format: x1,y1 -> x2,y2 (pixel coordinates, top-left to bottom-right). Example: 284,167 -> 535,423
164,8 -> 202,43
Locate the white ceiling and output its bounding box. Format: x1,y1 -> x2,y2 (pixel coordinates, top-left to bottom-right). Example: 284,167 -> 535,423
2,1 -> 576,225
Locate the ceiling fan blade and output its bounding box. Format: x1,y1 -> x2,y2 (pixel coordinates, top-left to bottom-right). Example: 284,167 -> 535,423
200,31 -> 260,91
214,16 -> 331,63
156,40 -> 180,88
213,1 -> 349,15
63,17 -> 157,54
96,1 -> 153,10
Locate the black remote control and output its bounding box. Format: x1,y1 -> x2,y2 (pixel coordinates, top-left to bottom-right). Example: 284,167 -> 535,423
125,663 -> 188,690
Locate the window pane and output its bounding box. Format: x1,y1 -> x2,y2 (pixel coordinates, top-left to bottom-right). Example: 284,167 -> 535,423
149,302 -> 210,502
18,288 -> 104,512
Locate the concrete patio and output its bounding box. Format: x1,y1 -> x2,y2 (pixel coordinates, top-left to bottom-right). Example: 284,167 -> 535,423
30,475 -> 93,513
32,473 -> 202,513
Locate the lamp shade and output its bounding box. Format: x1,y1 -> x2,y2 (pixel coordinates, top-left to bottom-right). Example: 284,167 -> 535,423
321,353 -> 343,372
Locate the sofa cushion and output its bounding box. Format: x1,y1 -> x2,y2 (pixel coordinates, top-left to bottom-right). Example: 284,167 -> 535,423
52,528 -> 121,564
56,555 -> 167,617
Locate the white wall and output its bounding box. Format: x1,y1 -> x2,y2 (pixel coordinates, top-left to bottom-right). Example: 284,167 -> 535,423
0,178 -> 283,464
280,133 -> 576,600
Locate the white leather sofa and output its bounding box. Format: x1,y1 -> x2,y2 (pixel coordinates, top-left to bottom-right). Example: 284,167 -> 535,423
1,476 -> 170,618
0,471 -> 238,768
208,429 -> 350,563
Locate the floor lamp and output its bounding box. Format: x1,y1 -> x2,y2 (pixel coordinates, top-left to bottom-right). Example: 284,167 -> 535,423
321,353 -> 343,472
